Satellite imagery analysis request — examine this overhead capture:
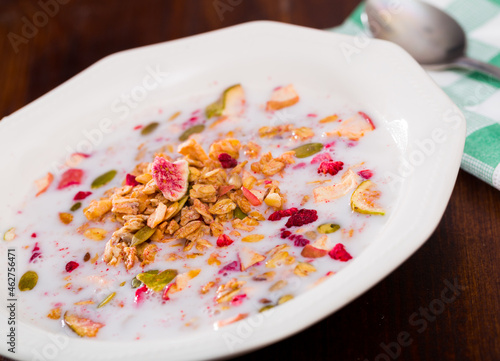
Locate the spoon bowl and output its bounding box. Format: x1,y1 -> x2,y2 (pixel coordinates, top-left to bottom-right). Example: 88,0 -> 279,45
364,0 -> 500,78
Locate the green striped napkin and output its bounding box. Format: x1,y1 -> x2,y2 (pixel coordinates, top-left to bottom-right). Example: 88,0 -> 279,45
329,0 -> 500,190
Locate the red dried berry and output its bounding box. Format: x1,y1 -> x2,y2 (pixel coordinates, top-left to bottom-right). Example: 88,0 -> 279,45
288,234 -> 310,247
31,233 -> 37,238
280,230 -> 292,239
29,242 -> 42,263
73,191 -> 92,201
231,294 -> 247,306
317,161 -> 344,176
292,162 -> 307,170
125,173 -> 140,186
358,169 -> 373,179
218,261 -> 239,275
328,243 -> 352,262
311,153 -> 332,164
218,153 -> 237,168
268,208 -> 299,221
57,169 -> 84,189
217,234 -> 234,247
285,209 -> 318,228
65,261 -> 79,272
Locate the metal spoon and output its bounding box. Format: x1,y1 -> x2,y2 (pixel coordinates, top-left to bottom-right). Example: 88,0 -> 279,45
363,0 -> 500,79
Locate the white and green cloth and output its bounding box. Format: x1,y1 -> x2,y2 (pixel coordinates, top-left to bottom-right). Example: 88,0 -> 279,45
330,0 -> 500,190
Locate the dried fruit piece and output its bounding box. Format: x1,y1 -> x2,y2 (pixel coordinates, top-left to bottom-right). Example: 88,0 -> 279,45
264,193 -> 282,208
141,122 -> 159,136
317,223 -> 340,234
19,271 -> 38,291
310,152 -> 332,164
3,228 -> 16,242
83,252 -> 91,262
65,261 -> 79,272
218,153 -> 237,168
268,208 -> 298,221
351,180 -> 385,215
70,202 -> 82,212
239,246 -> 265,271
292,143 -> 323,158
241,234 -> 265,243
313,169 -> 359,203
318,161 -> 344,176
97,292 -> 116,308
259,305 -> 274,313
91,170 -> 117,189
35,172 -> 54,196
131,226 -> 156,247
58,169 -> 84,189
179,124 -> 205,141
125,174 -> 140,186
241,186 -> 262,206
358,169 -> 373,179
59,212 -> 73,225
285,209 -> 318,228
151,157 -> 189,201
328,111 -> 375,141
301,244 -> 327,258
216,234 -> 233,247
213,313 -> 248,329
266,84 -> 299,111
136,269 -> 177,292
131,277 -> 142,289
329,243 -> 352,262
64,312 -> 104,337
206,84 -> 245,119
74,191 -> 92,201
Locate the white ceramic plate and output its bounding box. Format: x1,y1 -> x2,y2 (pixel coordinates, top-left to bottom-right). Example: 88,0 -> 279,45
0,21 -> 465,361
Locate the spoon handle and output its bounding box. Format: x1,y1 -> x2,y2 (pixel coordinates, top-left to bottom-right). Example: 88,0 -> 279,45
453,57 -> 500,80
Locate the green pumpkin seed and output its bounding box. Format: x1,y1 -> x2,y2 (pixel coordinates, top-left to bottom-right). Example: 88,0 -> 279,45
97,292 -> 116,308
234,207 -> 247,220
70,202 -> 82,212
259,305 -> 274,313
179,124 -> 205,141
292,143 -> 323,158
130,226 -> 156,247
141,122 -> 159,136
91,170 -> 117,189
205,102 -> 223,119
3,227 -> 16,241
136,269 -> 177,292
317,223 -> 340,234
19,271 -> 38,291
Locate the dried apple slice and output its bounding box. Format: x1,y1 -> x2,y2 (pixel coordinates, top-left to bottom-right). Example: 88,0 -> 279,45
64,312 -> 104,337
35,172 -> 53,196
313,169 -> 359,203
301,244 -> 327,258
205,84 -> 245,119
329,111 -> 375,141
239,246 -> 265,271
151,156 -> 189,201
350,180 -> 385,215
266,84 -> 299,111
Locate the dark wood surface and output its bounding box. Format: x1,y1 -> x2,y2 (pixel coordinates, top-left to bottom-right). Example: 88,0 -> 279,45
1,1 -> 499,360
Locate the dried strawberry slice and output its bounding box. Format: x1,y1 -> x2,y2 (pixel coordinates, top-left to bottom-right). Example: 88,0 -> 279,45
317,161 -> 344,176
328,243 -> 352,262
57,169 -> 84,189
125,174 -> 140,186
65,261 -> 79,272
73,191 -> 92,201
216,234 -> 234,247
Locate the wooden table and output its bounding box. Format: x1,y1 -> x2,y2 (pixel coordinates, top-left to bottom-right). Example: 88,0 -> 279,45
1,1 -> 499,360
